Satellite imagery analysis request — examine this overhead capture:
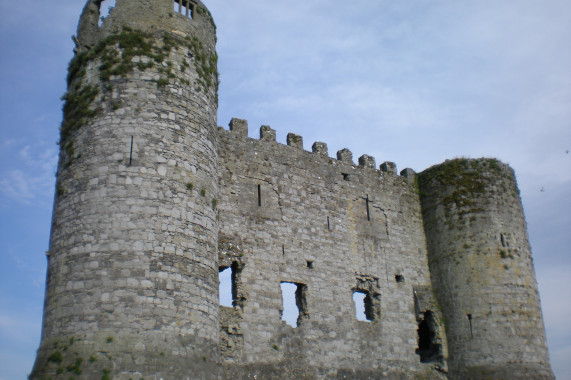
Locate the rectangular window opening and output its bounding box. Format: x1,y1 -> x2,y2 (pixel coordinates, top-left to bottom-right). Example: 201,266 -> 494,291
257,184 -> 261,207
353,291 -> 372,322
352,283 -> 380,322
219,266 -> 233,307
219,262 -> 243,308
280,282 -> 308,327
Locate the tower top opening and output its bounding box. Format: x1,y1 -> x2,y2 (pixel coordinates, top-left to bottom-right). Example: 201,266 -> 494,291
76,0 -> 215,52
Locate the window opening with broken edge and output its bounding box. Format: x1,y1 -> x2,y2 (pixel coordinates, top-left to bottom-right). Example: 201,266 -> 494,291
219,262 -> 242,308
280,282 -> 308,327
98,0 -> 117,27
416,310 -> 442,363
353,291 -> 375,322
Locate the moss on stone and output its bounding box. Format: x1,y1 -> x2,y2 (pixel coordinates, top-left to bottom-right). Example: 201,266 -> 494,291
60,85 -> 100,145
47,350 -> 63,364
61,27 -> 219,145
418,158 -> 512,221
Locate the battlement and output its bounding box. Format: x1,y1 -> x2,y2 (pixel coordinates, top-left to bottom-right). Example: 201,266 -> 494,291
222,117 -> 416,182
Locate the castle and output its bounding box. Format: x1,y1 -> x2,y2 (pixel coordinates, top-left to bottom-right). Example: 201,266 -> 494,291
31,1 -> 554,379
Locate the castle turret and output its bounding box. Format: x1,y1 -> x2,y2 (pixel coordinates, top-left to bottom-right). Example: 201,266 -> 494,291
418,158 -> 554,379
31,0 -> 220,378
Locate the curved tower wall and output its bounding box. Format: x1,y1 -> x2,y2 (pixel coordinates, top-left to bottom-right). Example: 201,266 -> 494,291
32,0 -> 220,378
418,158 -> 554,379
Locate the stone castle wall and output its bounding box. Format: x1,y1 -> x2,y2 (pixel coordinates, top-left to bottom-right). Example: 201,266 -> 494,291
31,1 -> 554,379
216,119 -> 447,378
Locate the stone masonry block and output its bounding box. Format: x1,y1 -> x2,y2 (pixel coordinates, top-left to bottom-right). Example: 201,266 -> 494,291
312,142 -> 328,156
229,118 -> 248,138
380,161 -> 397,175
400,168 -> 416,180
287,133 -> 303,149
260,125 -> 276,141
359,155 -> 376,169
337,148 -> 353,163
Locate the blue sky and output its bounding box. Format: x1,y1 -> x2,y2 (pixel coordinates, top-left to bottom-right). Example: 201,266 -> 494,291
1,0 -> 570,378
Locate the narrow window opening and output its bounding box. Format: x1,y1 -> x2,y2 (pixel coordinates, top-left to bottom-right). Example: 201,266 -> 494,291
98,0 -> 117,27
353,291 -> 377,322
353,291 -> 369,321
353,277 -> 381,322
365,194 -> 371,221
174,0 -> 193,18
416,310 -> 442,363
282,245 -> 285,256
257,184 -> 261,207
219,262 -> 243,308
395,274 -> 405,283
306,261 -> 313,269
500,233 -> 506,247
327,216 -> 330,230
219,266 -> 233,307
280,282 -> 308,327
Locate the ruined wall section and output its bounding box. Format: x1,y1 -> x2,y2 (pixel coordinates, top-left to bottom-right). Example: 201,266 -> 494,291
77,0 -> 216,51
419,159 -> 554,380
217,119 -> 447,378
31,0 -> 221,378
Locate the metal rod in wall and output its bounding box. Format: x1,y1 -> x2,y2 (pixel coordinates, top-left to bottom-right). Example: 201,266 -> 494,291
129,136 -> 133,166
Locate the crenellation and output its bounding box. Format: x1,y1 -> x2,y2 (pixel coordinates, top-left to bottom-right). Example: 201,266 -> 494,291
336,148 -> 353,163
32,2 -> 554,379
311,141 -> 328,156
400,167 -> 416,180
287,132 -> 303,149
381,161 -> 397,174
358,154 -> 376,169
260,125 -> 276,141
229,117 -> 248,138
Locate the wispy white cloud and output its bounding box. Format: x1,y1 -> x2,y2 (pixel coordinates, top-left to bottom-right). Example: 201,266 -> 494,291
0,170 -> 37,204
0,144 -> 57,206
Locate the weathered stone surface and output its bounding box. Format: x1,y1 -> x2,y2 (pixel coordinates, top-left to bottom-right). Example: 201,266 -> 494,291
380,161 -> 397,175
418,159 -> 554,379
31,1 -> 554,379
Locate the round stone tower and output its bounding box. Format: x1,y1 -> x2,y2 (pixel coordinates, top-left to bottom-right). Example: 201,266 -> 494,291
31,0 -> 220,378
418,158 -> 554,379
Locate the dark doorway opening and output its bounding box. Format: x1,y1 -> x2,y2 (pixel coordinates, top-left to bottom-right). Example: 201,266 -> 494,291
416,310 -> 442,363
